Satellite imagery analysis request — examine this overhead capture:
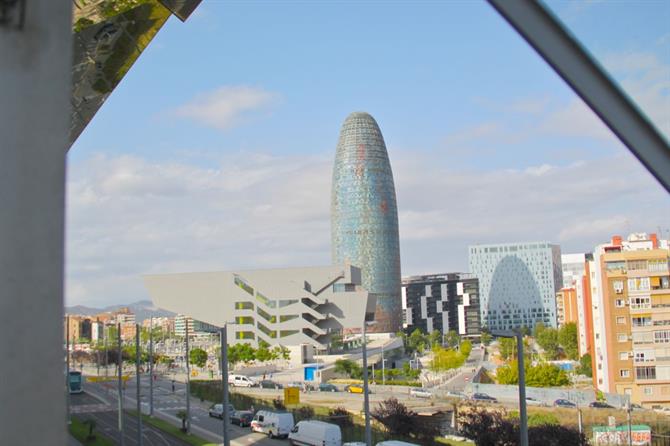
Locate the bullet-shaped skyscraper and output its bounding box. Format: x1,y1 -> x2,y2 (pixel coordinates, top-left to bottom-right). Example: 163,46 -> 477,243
331,112 -> 402,333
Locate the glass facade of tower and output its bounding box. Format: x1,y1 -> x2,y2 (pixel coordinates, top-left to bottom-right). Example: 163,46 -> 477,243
469,242 -> 563,331
331,112 -> 401,333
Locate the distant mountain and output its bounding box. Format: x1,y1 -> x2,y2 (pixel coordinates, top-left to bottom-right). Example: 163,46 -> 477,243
65,300 -> 176,323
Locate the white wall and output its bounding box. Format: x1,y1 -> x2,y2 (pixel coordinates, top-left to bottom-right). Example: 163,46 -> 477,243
0,1 -> 72,443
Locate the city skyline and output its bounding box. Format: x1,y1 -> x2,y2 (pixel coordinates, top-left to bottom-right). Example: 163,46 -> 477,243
66,2 -> 670,307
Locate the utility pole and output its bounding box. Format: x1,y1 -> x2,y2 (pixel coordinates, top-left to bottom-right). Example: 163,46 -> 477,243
135,324 -> 143,446
362,322 -> 371,446
66,316 -> 71,425
149,317 -> 154,417
381,343 -> 385,386
104,325 -> 109,378
221,325 -> 230,446
626,399 -> 633,446
117,323 -> 125,446
185,317 -> 191,433
577,408 -> 583,434
515,331 -> 528,446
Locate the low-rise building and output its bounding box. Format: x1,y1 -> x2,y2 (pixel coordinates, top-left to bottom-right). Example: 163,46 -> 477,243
144,264 -> 373,350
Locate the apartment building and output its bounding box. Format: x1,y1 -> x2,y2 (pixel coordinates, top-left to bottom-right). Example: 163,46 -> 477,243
556,287 -> 578,327
561,253 -> 595,359
591,233 -> 670,406
401,273 -> 481,338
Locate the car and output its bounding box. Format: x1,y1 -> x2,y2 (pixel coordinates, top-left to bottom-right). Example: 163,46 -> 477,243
446,390 -> 467,399
259,380 -> 283,389
251,410 -> 295,438
319,383 -> 339,392
470,393 -> 497,403
229,374 -> 256,387
630,403 -> 645,411
289,420 -> 342,446
409,388 -> 432,399
344,384 -> 371,394
525,397 -> 544,406
589,401 -> 615,409
287,381 -> 315,392
209,403 -> 235,419
231,410 -> 254,427
553,399 -> 577,408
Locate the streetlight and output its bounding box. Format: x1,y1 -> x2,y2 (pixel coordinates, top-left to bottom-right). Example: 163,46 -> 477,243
362,320 -> 377,446
219,323 -> 234,446
492,329 -> 527,446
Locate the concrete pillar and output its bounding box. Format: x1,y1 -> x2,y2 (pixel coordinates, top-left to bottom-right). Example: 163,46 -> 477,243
0,1 -> 72,444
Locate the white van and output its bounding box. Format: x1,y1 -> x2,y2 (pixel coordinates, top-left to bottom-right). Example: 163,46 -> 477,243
376,442 -> 420,446
289,420 -> 342,446
229,374 -> 256,387
251,410 -> 295,438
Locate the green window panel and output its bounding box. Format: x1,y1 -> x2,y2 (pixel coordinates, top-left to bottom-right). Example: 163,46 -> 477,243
234,276 -> 254,295
280,330 -> 299,338
257,307 -> 277,323
256,291 -> 276,308
235,331 -> 255,340
279,315 -> 298,323
257,322 -> 277,339
235,302 -> 254,310
235,316 -> 254,325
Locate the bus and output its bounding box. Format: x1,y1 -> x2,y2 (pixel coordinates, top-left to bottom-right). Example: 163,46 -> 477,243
68,370 -> 83,394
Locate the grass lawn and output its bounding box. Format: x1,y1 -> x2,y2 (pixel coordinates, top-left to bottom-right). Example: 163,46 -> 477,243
69,417 -> 115,446
131,411 -> 218,446
436,437 -> 475,446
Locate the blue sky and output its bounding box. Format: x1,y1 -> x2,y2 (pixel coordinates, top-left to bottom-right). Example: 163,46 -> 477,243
67,0 -> 670,307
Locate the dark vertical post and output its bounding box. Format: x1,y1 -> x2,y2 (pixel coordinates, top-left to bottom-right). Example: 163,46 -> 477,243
362,322 -> 371,446
626,400 -> 632,446
221,325 -> 230,446
65,317 -> 71,424
149,317 -> 154,417
117,323 -> 125,446
135,324 -> 143,446
516,331 -> 528,446
185,318 -> 191,433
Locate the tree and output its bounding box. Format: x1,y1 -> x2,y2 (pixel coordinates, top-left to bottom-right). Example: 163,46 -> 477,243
446,330 -> 460,349
83,418 -> 97,440
176,410 -> 188,432
255,342 -> 273,362
558,323 -> 579,360
496,361 -> 569,387
428,329 -> 442,348
189,348 -> 208,368
407,328 -> 427,354
577,353 -> 592,377
430,347 -> 465,371
460,340 -> 473,359
533,322 -> 546,339
227,343 -> 256,365
536,327 -> 560,360
499,337 -> 516,361
328,407 -> 352,427
480,331 -> 492,346
371,398 -> 416,437
334,359 -> 362,379
458,404 -> 587,446
330,333 -> 344,352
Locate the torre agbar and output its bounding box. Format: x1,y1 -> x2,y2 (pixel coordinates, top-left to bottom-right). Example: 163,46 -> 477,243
331,112 -> 402,333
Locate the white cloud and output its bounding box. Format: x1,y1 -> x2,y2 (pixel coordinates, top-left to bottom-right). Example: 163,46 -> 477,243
66,148 -> 670,307
172,85 -> 279,130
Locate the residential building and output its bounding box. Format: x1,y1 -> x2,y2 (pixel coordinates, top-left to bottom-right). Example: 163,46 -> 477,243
468,241 -> 562,331
590,233 -> 670,406
562,253 -> 595,358
401,273 -> 481,338
142,316 -> 175,335
331,112 -> 401,333
174,315 -> 219,338
556,287 -> 579,327
144,264 -> 374,350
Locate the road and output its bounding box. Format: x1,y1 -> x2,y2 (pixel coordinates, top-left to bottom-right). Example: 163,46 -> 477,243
83,376 -> 288,446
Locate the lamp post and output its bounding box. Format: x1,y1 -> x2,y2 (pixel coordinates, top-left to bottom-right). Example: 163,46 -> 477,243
184,318 -> 191,434
362,320 -> 377,446
220,324 -> 230,446
492,329 -> 527,446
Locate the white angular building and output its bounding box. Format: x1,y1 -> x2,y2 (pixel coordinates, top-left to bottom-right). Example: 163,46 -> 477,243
469,241 -> 562,331
144,264 -> 373,350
